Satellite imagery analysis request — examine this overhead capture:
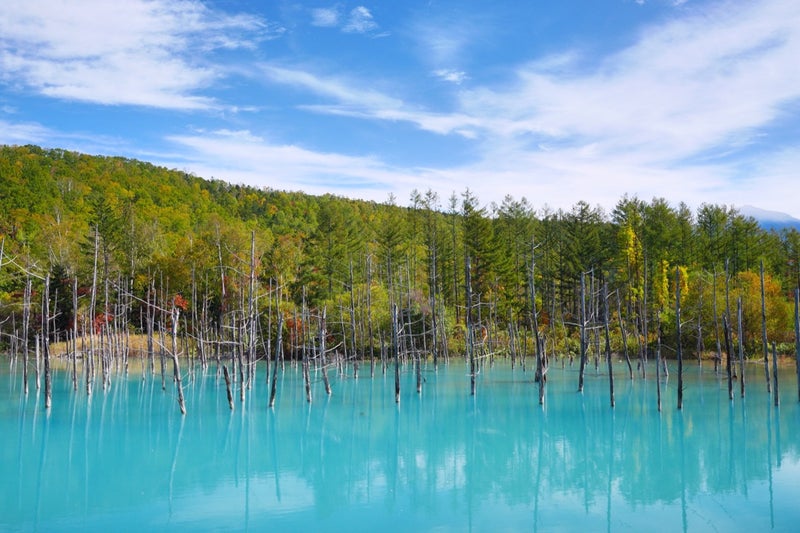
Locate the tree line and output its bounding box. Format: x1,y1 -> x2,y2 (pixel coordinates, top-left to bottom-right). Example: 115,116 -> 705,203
2,144 -> 799,383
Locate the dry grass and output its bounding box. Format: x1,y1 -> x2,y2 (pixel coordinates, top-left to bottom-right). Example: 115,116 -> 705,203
48,334 -> 176,358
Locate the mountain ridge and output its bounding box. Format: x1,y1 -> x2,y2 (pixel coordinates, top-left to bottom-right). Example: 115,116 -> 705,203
739,205 -> 800,232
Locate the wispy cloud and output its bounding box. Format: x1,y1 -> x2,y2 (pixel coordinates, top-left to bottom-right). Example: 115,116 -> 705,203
0,118 -> 50,145
343,6 -> 378,33
459,0 -> 800,156
163,129 -> 430,197
433,69 -> 468,85
258,63 -> 479,136
311,5 -> 383,36
310,7 -> 340,27
0,0 -> 278,109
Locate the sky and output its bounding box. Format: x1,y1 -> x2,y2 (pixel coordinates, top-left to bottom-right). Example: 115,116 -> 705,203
1,0 -> 800,218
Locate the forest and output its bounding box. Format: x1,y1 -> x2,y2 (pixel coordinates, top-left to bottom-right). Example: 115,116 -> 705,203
2,144 -> 800,410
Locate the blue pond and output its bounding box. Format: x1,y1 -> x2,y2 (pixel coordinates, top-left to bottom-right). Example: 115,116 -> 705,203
2,358 -> 799,532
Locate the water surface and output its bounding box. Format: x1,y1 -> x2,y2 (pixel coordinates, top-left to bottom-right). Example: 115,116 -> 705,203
2,359 -> 799,532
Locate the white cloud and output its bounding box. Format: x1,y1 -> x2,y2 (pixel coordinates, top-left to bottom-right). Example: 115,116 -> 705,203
256,0 -> 800,216
0,119 -> 50,145
343,6 -> 378,34
260,64 -> 402,109
311,7 -> 340,27
487,0 -> 800,157
410,0 -> 800,214
163,129 -> 431,198
0,0 -> 276,109
259,64 -> 481,136
433,69 -> 468,84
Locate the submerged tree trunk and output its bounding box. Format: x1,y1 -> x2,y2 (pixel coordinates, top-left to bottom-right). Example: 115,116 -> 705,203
349,260 -> 359,380
696,277 -> 704,367
642,258 -> 649,377
22,274 -> 31,395
367,255 -> 376,378
676,267 -> 684,410
392,304 -> 400,403
465,256 -> 476,396
72,276 -> 78,392
578,272 -> 587,392
723,315 -> 734,401
430,244 -> 439,371
223,364 -> 234,410
170,306 -> 186,415
713,268 -> 721,374
269,314 -> 283,408
302,292 -> 312,404
88,228 -> 99,395
529,245 -> 545,405
656,311 -> 662,413
603,283 -> 614,408
617,293 -> 633,380
44,275 -> 52,409
319,308 -> 332,395
724,259 -> 732,377
772,342 -> 779,407
761,261 -> 771,395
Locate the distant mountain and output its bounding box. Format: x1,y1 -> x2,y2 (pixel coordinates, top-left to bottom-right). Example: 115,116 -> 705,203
739,205 -> 800,232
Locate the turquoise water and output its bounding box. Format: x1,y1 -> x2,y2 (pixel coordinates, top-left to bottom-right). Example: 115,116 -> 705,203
2,359 -> 799,532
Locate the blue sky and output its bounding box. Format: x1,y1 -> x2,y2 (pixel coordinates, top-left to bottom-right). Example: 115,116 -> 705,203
2,0 -> 800,218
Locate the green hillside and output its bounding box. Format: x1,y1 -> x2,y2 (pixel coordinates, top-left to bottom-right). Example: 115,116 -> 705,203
1,144 -> 799,359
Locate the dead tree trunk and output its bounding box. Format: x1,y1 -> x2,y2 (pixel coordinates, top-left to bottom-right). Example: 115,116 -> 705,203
392,304 -> 400,403
676,267 -> 684,410
223,364 -> 234,410
348,260 -> 359,380
302,296 -> 312,404
367,255 -> 376,378
88,227 -> 99,395
320,307 -> 331,395
642,258 -> 649,375
430,244 -> 439,371
724,259 -> 732,376
603,283 -> 614,408
578,272 -> 588,392
248,231 -> 257,388
22,274 -> 31,395
760,261 -> 771,394
656,311 -> 662,412
616,293 -> 633,380
44,275 -> 52,410
771,342 -> 779,407
269,314 -> 283,408
509,310 -> 517,371
723,315 -> 734,401
72,276 -> 78,391
529,245 -> 544,405
713,268 -> 722,374
696,277 -> 704,366
170,305 -> 186,415
591,273 -> 599,374
465,256 -> 476,396
147,280 -> 155,379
